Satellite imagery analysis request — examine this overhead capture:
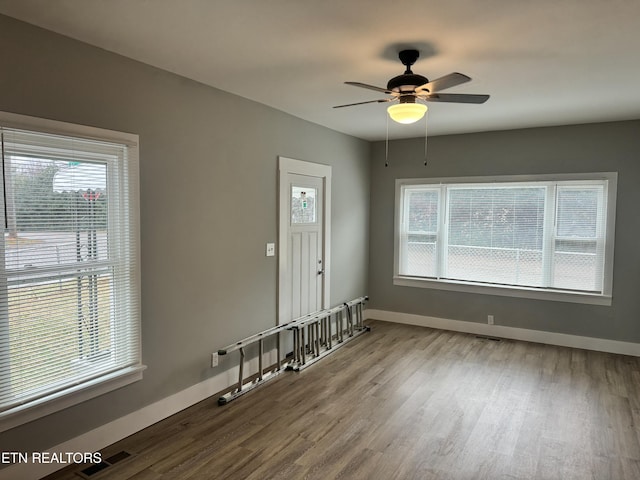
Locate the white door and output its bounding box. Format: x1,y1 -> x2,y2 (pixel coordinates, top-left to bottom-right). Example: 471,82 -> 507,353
278,158 -> 331,324
288,174 -> 323,318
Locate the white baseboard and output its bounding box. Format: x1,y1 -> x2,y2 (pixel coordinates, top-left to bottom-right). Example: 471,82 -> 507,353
364,309 -> 640,357
0,352 -> 274,480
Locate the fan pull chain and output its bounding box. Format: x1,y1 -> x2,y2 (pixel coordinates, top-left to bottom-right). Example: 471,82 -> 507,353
424,109 -> 429,166
385,113 -> 389,167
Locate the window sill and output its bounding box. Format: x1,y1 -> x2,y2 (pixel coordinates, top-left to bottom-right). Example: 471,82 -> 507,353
394,276 -> 612,306
0,364 -> 146,433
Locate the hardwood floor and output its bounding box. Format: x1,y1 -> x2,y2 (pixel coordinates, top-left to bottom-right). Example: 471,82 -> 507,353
46,320 -> 640,479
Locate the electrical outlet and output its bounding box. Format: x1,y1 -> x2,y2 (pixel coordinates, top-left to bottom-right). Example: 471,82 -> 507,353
487,315 -> 494,325
211,352 -> 218,367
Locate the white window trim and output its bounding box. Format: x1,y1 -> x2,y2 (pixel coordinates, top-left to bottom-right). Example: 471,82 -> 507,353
0,111 -> 144,432
0,366 -> 145,433
394,172 -> 617,306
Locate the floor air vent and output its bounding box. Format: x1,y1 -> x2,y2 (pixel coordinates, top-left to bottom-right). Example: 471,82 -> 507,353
475,335 -> 502,342
76,451 -> 134,478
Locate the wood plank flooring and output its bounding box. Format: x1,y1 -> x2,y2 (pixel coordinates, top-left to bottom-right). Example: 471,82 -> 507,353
45,320 -> 640,479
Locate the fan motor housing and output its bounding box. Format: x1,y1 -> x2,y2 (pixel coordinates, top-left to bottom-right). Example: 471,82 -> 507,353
387,73 -> 428,93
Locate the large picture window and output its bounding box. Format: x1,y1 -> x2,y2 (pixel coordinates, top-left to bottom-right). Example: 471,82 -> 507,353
395,174 -> 616,305
0,112 -> 143,431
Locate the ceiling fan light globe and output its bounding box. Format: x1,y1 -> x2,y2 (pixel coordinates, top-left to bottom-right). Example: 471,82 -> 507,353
387,103 -> 428,124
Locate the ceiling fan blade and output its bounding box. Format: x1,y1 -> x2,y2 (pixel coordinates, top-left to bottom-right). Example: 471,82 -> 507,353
333,98 -> 395,108
415,72 -> 471,93
345,81 -> 392,94
420,93 -> 490,104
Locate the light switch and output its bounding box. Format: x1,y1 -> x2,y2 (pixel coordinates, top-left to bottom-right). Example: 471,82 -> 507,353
266,243 -> 275,257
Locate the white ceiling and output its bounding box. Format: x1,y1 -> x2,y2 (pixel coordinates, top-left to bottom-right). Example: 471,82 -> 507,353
1,0 -> 639,141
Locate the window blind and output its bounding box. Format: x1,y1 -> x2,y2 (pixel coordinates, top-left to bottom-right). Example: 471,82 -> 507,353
446,185 -> 546,287
0,126 -> 141,419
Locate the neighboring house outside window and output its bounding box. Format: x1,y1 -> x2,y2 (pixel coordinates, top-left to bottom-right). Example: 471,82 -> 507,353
0,112 -> 143,432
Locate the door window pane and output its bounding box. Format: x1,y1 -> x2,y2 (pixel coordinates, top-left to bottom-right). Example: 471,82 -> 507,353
291,186 -> 316,224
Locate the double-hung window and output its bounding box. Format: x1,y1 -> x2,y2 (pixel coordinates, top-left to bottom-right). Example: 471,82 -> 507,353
0,112 -> 143,431
395,173 -> 616,305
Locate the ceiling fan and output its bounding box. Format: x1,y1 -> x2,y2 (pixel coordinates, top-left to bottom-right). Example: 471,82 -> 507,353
334,49 -> 489,124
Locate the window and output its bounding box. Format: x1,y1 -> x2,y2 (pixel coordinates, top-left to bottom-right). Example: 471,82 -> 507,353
0,112 -> 143,431
291,186 -> 317,224
395,173 -> 616,305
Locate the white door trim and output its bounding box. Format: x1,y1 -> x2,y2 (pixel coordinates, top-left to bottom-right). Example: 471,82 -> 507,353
278,157 -> 331,324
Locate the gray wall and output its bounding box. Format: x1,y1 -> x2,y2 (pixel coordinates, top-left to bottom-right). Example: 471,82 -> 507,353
2,9 -> 639,459
0,15 -> 370,452
369,121 -> 640,342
